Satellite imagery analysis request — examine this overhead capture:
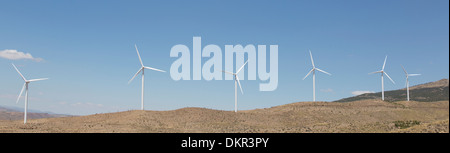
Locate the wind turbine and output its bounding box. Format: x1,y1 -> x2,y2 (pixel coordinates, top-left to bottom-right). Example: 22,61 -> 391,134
302,50 -> 331,102
369,56 -> 395,101
222,60 -> 248,113
128,44 -> 165,110
401,65 -> 421,101
12,63 -> 48,124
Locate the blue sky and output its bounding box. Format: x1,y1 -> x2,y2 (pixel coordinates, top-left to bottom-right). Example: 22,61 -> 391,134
0,0 -> 448,115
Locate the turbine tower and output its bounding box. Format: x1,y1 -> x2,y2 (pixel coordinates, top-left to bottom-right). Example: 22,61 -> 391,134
401,65 -> 421,101
303,50 -> 331,102
12,63 -> 48,124
369,56 -> 395,101
128,44 -> 165,110
222,60 -> 248,112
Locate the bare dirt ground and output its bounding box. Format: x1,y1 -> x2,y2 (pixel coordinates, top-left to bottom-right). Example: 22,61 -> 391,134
0,100 -> 448,133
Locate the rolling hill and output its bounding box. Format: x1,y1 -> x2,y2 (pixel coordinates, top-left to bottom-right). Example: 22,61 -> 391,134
0,100 -> 448,133
0,79 -> 448,133
335,79 -> 449,102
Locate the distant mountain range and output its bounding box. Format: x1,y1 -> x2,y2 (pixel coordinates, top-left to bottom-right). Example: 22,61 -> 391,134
335,79 -> 449,102
0,105 -> 70,120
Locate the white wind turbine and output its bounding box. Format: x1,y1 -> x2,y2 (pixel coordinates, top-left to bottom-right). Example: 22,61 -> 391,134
401,65 -> 421,101
12,63 -> 48,124
369,56 -> 395,101
222,60 -> 248,113
128,44 -> 165,110
303,50 -> 331,102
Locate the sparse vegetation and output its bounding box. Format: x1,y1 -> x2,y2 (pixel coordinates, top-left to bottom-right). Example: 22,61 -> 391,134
393,120 -> 421,129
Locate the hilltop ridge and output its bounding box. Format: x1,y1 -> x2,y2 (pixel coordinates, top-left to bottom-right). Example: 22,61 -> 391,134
0,100 -> 447,133
335,79 -> 449,102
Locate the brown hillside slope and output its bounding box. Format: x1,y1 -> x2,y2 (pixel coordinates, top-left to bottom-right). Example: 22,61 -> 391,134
408,79 -> 449,90
0,100 -> 448,133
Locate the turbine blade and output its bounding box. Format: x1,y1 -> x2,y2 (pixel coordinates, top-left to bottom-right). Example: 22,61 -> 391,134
303,68 -> 314,80
12,63 -> 27,81
369,71 -> 382,74
309,50 -> 315,68
128,68 -> 142,84
315,68 -> 331,75
222,70 -> 235,75
135,44 -> 144,67
16,83 -> 26,103
144,66 -> 165,72
384,72 -> 395,84
28,78 -> 49,82
236,75 -> 244,95
236,60 -> 249,74
401,65 -> 407,75
382,56 -> 387,70
408,74 -> 421,76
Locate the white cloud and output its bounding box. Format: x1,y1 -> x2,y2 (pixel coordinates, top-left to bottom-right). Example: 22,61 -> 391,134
351,90 -> 375,96
0,49 -> 44,62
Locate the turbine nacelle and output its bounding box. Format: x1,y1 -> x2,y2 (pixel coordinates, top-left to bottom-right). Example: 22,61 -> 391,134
402,65 -> 421,78
128,45 -> 166,84
222,60 -> 248,95
303,50 -> 331,80
369,56 -> 395,84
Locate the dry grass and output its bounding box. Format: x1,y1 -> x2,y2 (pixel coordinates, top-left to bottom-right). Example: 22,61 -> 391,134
0,100 -> 448,133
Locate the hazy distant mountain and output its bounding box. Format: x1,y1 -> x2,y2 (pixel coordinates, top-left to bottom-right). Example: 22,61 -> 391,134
335,79 -> 449,102
0,105 -> 58,114
0,105 -> 70,120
